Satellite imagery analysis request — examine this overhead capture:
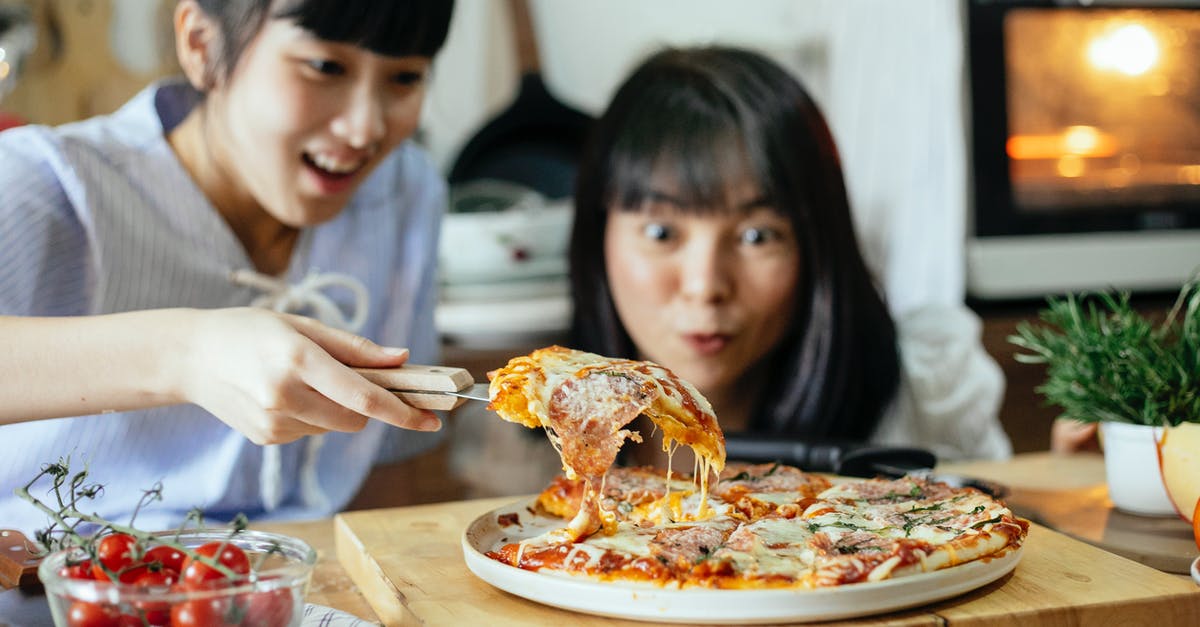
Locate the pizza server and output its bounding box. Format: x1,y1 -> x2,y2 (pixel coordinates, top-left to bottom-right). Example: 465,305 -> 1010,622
355,364 -> 489,411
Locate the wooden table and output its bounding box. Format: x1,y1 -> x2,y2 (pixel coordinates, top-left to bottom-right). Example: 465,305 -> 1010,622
4,452 -> 1198,626
939,452 -> 1199,574
272,451 -> 1198,625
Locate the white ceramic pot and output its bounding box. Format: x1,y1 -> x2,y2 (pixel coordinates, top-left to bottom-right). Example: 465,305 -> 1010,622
1100,421 -> 1176,516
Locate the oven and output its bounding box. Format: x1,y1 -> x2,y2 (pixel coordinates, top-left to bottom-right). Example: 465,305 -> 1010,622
966,0 -> 1200,299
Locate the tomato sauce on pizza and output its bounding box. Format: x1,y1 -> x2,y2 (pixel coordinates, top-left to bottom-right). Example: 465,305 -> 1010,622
487,346 -> 726,539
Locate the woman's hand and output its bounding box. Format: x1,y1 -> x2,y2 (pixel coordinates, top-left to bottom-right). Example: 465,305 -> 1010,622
179,308 -> 441,444
0,309 -> 440,443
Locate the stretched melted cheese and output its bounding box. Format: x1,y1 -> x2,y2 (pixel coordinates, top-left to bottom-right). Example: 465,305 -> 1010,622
488,345 -> 726,539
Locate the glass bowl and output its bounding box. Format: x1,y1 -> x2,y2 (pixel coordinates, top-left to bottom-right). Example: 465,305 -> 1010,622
38,528 -> 316,627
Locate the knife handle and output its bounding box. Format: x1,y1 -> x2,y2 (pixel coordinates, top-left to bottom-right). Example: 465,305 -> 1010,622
355,364 -> 476,411
0,529 -> 40,591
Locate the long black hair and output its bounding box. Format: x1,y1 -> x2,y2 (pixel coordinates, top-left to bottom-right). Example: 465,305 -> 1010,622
569,46 -> 899,441
190,0 -> 454,84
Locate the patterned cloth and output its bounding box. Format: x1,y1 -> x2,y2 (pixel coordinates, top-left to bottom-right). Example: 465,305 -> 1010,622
0,80 -> 447,534
303,603 -> 376,626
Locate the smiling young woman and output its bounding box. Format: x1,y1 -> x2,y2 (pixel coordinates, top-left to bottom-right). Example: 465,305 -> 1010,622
0,0 -> 455,535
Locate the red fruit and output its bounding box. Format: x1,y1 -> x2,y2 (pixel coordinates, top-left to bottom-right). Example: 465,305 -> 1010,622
57,561 -> 94,580
170,597 -> 233,627
143,544 -> 187,573
132,568 -> 178,624
242,588 -> 295,627
66,600 -> 120,627
91,533 -> 139,582
181,541 -> 250,588
114,563 -> 150,584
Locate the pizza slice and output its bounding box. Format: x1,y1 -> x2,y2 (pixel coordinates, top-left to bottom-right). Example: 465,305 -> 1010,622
487,346 -> 726,539
797,477 -> 1029,586
712,462 -> 833,520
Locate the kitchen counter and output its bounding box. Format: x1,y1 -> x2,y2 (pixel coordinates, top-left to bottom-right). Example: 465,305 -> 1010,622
297,451 -> 1198,625
4,452 -> 1198,625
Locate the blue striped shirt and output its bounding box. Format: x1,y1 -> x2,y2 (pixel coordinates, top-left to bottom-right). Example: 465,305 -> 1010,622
0,80 -> 446,534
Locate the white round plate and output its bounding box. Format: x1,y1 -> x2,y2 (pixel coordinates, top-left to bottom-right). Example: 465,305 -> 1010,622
461,499 -> 1024,624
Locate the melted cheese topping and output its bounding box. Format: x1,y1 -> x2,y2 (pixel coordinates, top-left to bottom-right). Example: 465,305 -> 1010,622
488,346 -> 726,539
489,472 -> 1029,590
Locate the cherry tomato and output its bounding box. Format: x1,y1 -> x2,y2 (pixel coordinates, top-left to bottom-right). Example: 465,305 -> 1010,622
66,600 -> 120,627
115,615 -> 144,627
143,544 -> 187,573
181,541 -> 250,588
131,569 -> 178,624
113,563 -> 151,584
91,533 -> 140,582
170,597 -> 233,627
57,560 -> 94,580
241,588 -> 294,627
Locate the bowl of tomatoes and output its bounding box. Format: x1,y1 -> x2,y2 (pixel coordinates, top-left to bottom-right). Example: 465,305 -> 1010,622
37,528 -> 316,627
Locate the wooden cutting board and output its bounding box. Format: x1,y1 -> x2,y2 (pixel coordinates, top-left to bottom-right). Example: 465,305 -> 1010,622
334,497 -> 1200,626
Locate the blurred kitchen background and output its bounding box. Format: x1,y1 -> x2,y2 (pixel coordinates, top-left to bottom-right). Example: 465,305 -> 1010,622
1,0 -> 1198,458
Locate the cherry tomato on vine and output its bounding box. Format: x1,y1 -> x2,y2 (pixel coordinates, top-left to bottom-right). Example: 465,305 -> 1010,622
66,600 -> 120,627
181,541 -> 250,588
242,588 -> 294,627
130,568 -> 178,624
91,533 -> 140,582
143,544 -> 187,573
57,560 -> 94,580
170,597 -> 233,627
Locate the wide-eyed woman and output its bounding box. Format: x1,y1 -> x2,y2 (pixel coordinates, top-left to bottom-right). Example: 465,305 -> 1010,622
451,45 -> 1009,497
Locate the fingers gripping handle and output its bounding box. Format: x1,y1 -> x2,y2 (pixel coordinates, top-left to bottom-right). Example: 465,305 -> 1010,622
355,364 -> 477,411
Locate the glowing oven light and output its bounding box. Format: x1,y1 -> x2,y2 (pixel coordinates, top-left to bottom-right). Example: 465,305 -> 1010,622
1087,23 -> 1160,76
1007,126 -> 1117,160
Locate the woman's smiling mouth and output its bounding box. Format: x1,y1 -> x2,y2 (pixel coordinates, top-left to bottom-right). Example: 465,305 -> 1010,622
302,151 -> 367,193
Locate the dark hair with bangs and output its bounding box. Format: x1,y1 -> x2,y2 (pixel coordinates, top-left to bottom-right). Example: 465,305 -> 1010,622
191,0 -> 454,86
569,46 -> 900,442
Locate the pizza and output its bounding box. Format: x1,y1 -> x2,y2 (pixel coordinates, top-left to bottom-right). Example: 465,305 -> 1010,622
486,345 -> 726,539
486,463 -> 1028,589
482,346 -> 1027,590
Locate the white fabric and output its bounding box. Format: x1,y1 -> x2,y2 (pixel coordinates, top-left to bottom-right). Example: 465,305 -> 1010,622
0,80 -> 446,535
229,268 -> 371,334
230,267 -> 371,512
872,305 -> 1011,462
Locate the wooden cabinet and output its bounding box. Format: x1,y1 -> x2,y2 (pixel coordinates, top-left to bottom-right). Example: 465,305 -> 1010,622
1,0 -> 176,126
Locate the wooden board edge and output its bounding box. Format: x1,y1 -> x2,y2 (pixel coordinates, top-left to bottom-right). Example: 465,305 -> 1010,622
334,513 -> 416,626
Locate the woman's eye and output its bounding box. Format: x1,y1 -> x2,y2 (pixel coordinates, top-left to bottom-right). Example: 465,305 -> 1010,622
740,227 -> 778,245
306,59 -> 345,76
392,71 -> 425,86
641,222 -> 673,242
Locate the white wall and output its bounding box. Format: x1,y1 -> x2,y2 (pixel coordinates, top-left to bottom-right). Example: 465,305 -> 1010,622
424,0 -> 970,313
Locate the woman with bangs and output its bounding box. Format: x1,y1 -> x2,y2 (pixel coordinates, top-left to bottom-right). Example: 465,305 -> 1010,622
0,0 -> 455,532
570,46 -> 1011,469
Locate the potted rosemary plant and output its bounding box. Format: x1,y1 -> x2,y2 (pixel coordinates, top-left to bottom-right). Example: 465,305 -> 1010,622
1009,277 -> 1200,517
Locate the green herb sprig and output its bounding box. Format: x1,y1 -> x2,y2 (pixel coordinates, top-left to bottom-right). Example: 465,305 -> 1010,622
16,457 -> 253,580
1008,276 -> 1200,427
